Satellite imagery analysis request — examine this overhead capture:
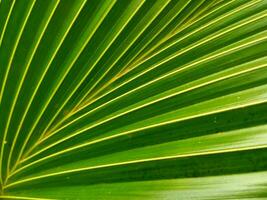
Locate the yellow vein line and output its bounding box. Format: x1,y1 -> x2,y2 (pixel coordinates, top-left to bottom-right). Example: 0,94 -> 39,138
76,0 -> 247,106
170,0 -> 207,35
35,0 -> 146,147
74,0 -> 260,114
0,0 -> 17,102
22,0 -> 171,155
77,0 -> 235,108
125,0 -> 260,74
27,57 -> 267,163
0,0 -> 31,102
6,0 -> 60,179
12,0 -> 117,175
72,0 -> 172,112
0,0 -> 36,184
6,144 -> 267,189
126,0 -> 236,73
84,0 -> 235,106
11,85 -> 267,178
21,62 -> 267,165
171,0 -> 226,35
45,0 -> 189,135
0,0 -> 16,187
9,0 -> 88,175
0,0 -> 16,55
76,0 -> 194,108
30,33 -> 266,156
76,0 -> 193,109
34,16 -> 267,149
0,196 -> 53,200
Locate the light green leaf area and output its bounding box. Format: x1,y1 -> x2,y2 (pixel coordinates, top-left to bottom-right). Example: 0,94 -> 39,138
0,0 -> 267,199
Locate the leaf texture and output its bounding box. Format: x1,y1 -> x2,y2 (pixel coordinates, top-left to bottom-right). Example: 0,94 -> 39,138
0,0 -> 267,199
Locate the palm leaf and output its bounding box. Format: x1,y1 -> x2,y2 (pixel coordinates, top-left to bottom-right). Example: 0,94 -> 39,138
0,0 -> 267,199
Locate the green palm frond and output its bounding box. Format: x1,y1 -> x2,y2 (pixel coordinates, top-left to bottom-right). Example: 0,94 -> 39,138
0,0 -> 267,199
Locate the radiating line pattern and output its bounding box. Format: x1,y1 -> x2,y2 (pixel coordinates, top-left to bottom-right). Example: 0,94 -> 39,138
0,0 -> 267,199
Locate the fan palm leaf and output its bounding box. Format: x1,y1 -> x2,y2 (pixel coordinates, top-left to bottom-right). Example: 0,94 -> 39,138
0,0 -> 267,199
